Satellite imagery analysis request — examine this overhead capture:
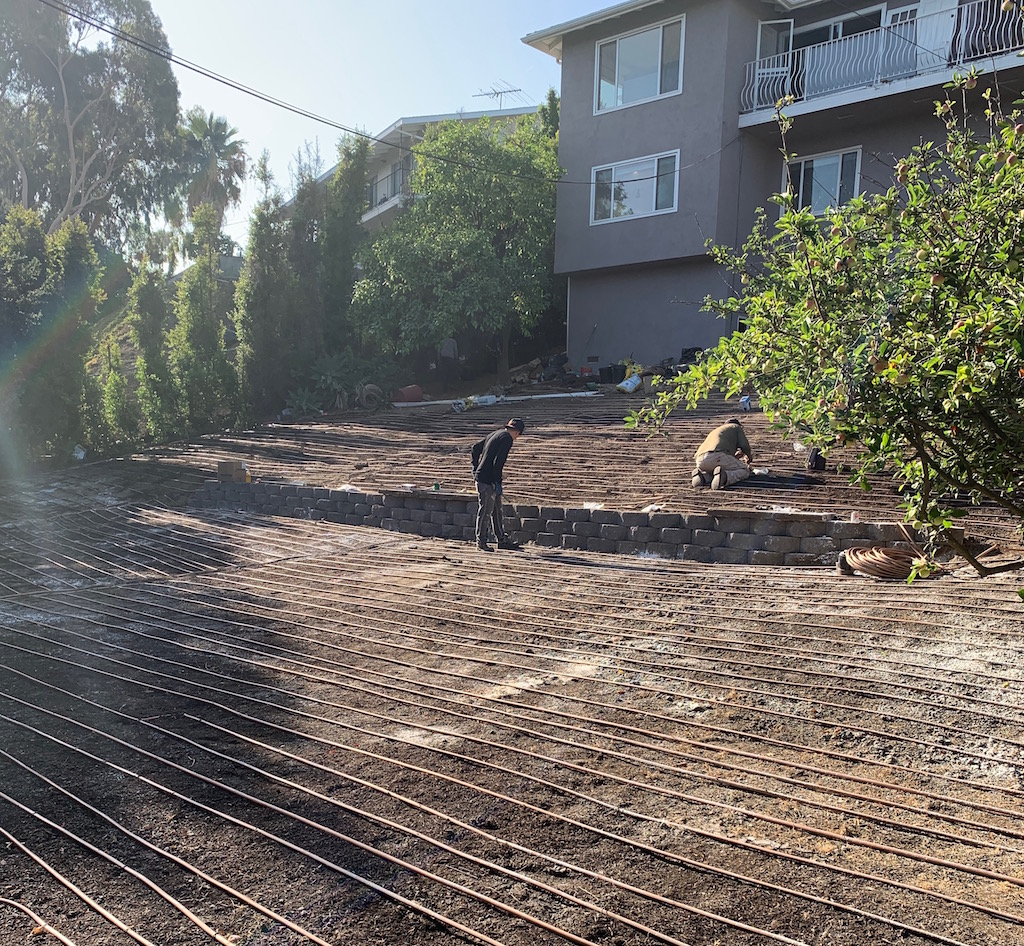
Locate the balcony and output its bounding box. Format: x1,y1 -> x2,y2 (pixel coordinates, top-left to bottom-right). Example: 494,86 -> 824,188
741,0 -> 1024,118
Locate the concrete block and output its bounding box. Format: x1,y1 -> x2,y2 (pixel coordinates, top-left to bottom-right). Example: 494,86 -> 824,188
678,544 -> 712,562
445,501 -> 468,513
573,521 -> 601,538
515,505 -> 540,518
416,522 -> 440,538
363,493 -> 384,506
749,550 -> 785,565
616,540 -> 644,555
561,535 -> 588,550
511,530 -> 530,545
354,503 -> 372,516
648,512 -> 680,528
784,552 -> 831,566
630,526 -> 660,543
645,542 -> 679,558
390,507 -> 411,521
429,511 -> 452,525
827,521 -> 871,540
539,506 -> 565,520
297,487 -> 315,498
452,512 -> 474,528
599,524 -> 628,541
726,532 -> 761,550
408,508 -> 430,523
548,520 -> 573,535
441,524 -> 463,540
752,518 -> 788,536
520,518 -> 545,533
502,516 -> 521,531
621,512 -> 649,527
788,520 -> 828,538
762,535 -> 801,553
714,517 -> 753,534
801,536 -> 838,555
422,499 -> 445,512
591,510 -> 623,525
309,510 -> 326,521
660,527 -> 692,544
711,547 -> 749,564
345,514 -> 363,526
684,514 -> 715,530
564,507 -> 591,522
587,537 -> 617,553
398,520 -> 419,534
692,529 -> 726,548
382,494 -> 405,508
871,523 -> 905,542
535,533 -> 561,547
371,504 -> 386,518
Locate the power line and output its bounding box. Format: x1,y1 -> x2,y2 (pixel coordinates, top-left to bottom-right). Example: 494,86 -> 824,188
34,0 -> 744,193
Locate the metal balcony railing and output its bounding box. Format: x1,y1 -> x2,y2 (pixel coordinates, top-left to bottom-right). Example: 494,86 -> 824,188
741,0 -> 1024,114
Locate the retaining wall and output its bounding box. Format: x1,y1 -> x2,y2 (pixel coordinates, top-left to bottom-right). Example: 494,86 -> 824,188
190,481 -> 914,566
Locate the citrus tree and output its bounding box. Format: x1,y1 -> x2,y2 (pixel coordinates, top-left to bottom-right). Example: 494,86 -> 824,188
630,77 -> 1024,576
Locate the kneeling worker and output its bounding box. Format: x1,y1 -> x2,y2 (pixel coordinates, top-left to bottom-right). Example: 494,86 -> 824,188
692,418 -> 753,490
471,417 -> 525,551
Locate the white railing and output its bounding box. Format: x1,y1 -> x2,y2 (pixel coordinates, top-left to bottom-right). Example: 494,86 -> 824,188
741,0 -> 1024,113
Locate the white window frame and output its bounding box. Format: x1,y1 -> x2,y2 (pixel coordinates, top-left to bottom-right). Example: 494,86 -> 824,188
591,149 -> 680,226
784,146 -> 862,215
593,15 -> 685,115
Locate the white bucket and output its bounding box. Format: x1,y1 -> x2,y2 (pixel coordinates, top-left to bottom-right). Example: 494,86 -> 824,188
616,374 -> 643,393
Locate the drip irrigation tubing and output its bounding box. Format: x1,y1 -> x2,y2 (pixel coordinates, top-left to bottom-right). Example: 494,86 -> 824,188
18,579 -> 1024,815
0,897 -> 77,946
0,748 -> 335,946
0,662 -> 1007,946
0,823 -> 156,946
3,636 -> 1024,928
28,590 -> 1024,846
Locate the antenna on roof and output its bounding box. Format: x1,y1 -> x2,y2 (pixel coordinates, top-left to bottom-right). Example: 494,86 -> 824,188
473,81 -> 529,109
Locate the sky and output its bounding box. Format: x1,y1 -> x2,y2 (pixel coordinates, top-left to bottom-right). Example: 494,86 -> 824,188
146,0 -> 598,245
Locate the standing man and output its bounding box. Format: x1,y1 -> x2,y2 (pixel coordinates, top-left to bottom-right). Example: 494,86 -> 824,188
437,337 -> 459,391
692,418 -> 754,490
471,417 -> 525,551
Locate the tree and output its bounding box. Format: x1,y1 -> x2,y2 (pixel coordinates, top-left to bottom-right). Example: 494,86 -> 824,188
538,88 -> 560,139
631,80 -> 1024,576
100,339 -> 139,442
126,261 -> 178,440
0,0 -> 181,242
167,203 -> 234,434
179,106 -> 248,230
10,214 -> 102,458
0,204 -> 49,348
234,154 -> 295,419
351,116 -> 560,384
322,134 -> 370,351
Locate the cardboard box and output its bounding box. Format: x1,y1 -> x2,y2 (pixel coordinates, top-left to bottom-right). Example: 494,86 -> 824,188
217,459 -> 247,481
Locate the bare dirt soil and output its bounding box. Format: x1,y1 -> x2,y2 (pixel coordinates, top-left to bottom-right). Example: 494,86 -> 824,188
1,396 -> 1023,946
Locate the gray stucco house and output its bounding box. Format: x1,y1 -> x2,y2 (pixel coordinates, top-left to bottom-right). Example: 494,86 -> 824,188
524,0 -> 1024,372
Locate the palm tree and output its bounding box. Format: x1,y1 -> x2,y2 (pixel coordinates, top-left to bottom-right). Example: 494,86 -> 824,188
181,106 -> 248,229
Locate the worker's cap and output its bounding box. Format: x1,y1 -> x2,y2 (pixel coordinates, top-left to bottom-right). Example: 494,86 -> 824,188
506,417 -> 526,433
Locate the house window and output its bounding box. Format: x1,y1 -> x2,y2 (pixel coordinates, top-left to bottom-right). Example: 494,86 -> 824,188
787,148 -> 860,215
596,17 -> 684,112
592,151 -> 679,223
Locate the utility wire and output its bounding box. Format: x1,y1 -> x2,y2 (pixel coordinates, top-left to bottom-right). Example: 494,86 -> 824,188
36,0 -> 743,191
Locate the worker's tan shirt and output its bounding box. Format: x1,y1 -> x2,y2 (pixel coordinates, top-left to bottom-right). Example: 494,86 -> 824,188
695,423 -> 753,463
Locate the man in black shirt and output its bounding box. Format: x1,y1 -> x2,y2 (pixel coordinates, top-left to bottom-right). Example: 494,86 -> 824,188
471,417 -> 525,551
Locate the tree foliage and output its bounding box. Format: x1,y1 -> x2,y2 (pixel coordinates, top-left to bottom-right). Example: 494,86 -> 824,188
177,106 -> 248,230
126,261 -> 178,440
167,204 -> 233,434
351,116 -> 559,383
0,0 -> 180,241
0,208 -> 102,461
631,80 -> 1024,574
233,156 -> 294,419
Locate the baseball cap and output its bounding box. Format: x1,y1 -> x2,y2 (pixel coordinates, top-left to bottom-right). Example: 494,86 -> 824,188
506,417 -> 526,433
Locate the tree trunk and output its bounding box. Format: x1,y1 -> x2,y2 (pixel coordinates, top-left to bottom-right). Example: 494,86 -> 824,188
497,322 -> 512,387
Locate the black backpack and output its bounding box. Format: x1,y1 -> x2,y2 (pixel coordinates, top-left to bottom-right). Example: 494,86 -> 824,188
806,447 -> 826,471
